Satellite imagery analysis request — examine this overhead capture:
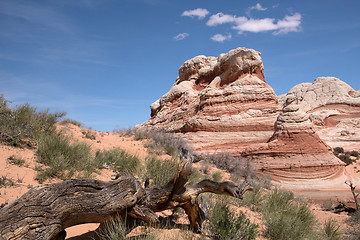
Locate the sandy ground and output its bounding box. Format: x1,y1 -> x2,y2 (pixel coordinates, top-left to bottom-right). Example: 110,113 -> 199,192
1,122 -> 359,239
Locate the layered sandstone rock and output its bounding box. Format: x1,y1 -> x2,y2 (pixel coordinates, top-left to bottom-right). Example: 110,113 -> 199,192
141,47 -> 280,155
140,48 -> 347,184
280,77 -> 360,151
244,94 -> 344,180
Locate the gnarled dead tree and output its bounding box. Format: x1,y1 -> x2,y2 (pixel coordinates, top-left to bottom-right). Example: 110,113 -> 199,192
345,180 -> 360,210
0,149 -> 252,240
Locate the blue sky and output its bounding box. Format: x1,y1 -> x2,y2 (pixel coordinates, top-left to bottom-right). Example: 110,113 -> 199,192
1,0 -> 359,131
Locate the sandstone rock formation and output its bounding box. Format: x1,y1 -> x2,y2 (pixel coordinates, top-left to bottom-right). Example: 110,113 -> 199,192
141,47 -> 281,155
244,93 -> 345,181
140,48 -> 348,185
279,77 -> 360,151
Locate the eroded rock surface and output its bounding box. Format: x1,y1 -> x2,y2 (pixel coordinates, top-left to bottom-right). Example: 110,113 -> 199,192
280,77 -> 360,151
244,93 -> 345,181
141,47 -> 280,155
140,48 -> 349,184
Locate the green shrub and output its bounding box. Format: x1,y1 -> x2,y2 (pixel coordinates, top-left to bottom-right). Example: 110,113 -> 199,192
241,183 -> 264,211
350,151 -> 360,158
60,118 -> 82,127
145,156 -> 179,187
0,95 -> 65,147
211,171 -> 223,182
98,216 -> 155,240
262,189 -> 316,240
188,168 -> 204,185
333,147 -> 344,155
95,148 -> 140,175
322,218 -> 342,240
208,198 -> 258,240
35,132 -> 94,183
338,154 -> 355,165
0,176 -> 15,187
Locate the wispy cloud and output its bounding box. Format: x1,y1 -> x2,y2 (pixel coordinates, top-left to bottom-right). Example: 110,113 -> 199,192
207,12 -> 302,35
173,33 -> 189,41
181,8 -> 209,19
206,13 -> 246,26
211,33 -> 232,42
249,3 -> 267,11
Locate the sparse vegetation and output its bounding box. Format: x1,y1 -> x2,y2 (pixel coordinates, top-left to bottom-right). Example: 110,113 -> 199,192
333,147 -> 359,165
116,127 -> 190,158
7,155 -> 25,167
207,197 -> 258,240
262,188 -> 316,240
60,118 -> 82,127
35,132 -> 95,183
204,152 -> 258,180
347,211 -> 360,239
322,199 -> 335,211
0,176 -> 15,187
145,156 -> 179,187
211,171 -> 223,182
0,94 -> 65,147
82,129 -> 96,140
322,218 -> 342,240
98,215 -> 155,240
95,148 -> 141,175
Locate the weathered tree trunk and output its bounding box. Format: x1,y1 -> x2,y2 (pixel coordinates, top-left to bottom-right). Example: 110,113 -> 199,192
345,180 -> 360,210
0,149 -> 251,240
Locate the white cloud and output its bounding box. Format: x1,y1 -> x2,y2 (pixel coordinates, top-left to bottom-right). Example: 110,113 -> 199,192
211,33 -> 232,42
273,13 -> 302,34
206,13 -> 247,26
207,12 -> 302,35
173,33 -> 189,41
249,3 -> 267,11
233,18 -> 277,33
181,8 -> 209,19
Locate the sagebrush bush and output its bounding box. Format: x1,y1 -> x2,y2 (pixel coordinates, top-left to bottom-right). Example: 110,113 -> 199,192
95,148 -> 140,175
241,182 -> 264,211
145,156 -> 179,187
35,132 -> 94,182
60,118 -> 82,127
262,189 -> 316,240
98,216 -> 155,240
0,95 -> 65,147
133,127 -> 190,157
208,198 -> 258,240
204,152 -> 258,179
